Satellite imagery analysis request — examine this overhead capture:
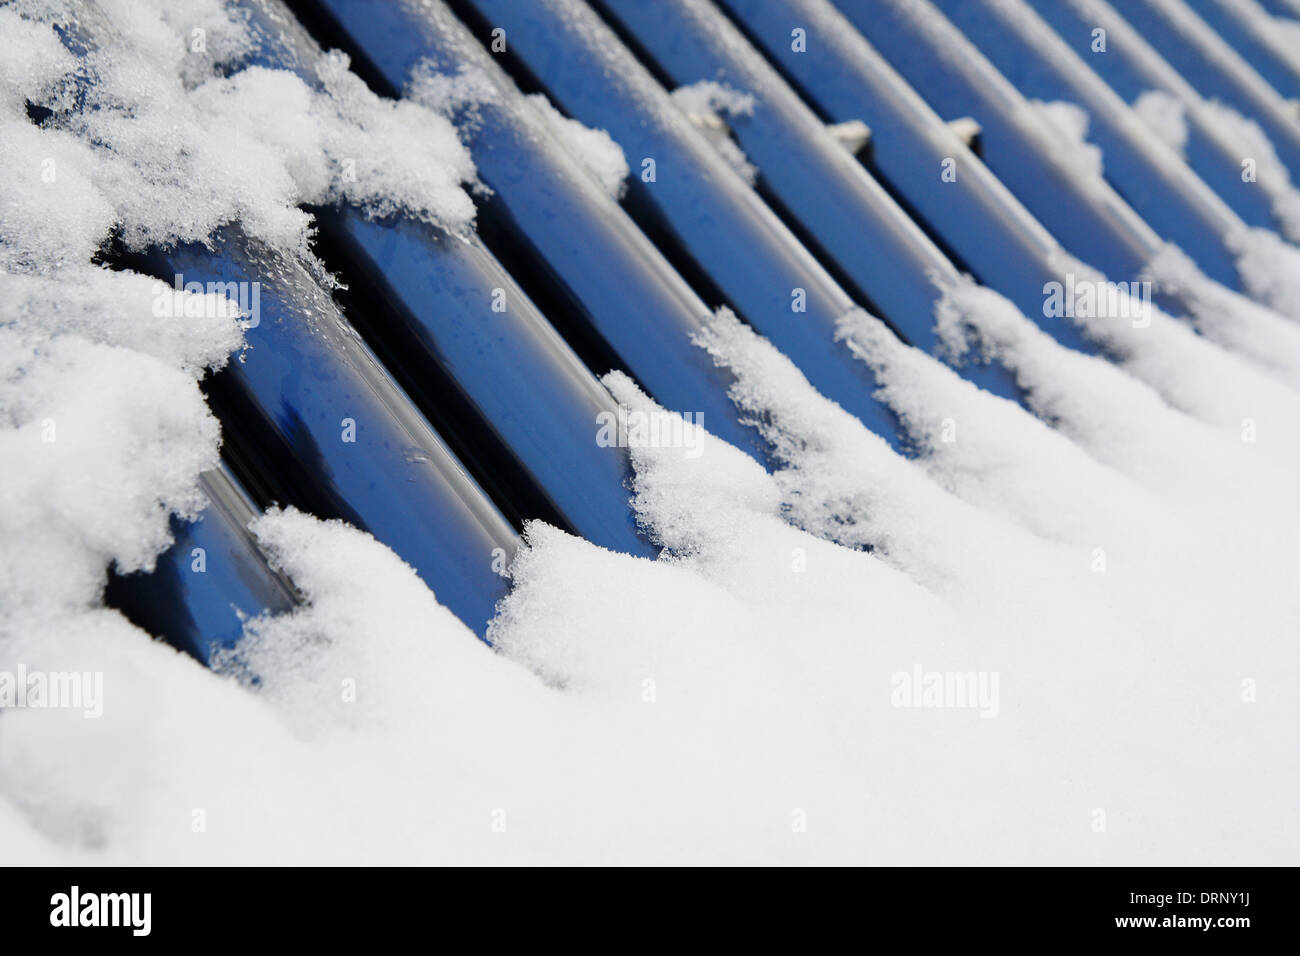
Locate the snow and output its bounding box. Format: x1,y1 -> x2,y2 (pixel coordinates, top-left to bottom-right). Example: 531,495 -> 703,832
1132,89 -> 1189,156
1144,241 -> 1300,382
7,0 -> 478,268
524,93 -> 629,200
0,0 -> 481,634
1,0 -> 1299,865
405,61 -> 501,128
1231,225 -> 1300,324
670,80 -> 759,185
0,0 -> 481,855
406,58 -> 631,202
191,53 -> 481,237
1027,99 -> 1104,180
1271,15 -> 1300,56
937,263 -> 1300,475
13,322 -> 1295,861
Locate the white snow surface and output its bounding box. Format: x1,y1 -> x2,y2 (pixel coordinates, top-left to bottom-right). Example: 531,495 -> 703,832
1,0 -> 1299,865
